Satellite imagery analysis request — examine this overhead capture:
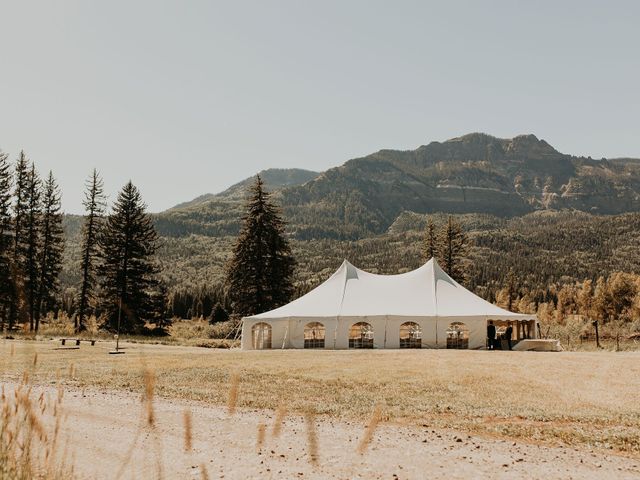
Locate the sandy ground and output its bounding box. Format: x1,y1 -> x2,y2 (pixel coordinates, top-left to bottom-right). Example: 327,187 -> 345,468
9,382 -> 638,480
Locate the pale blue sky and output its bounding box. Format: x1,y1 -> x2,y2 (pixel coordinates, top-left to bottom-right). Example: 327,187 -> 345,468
1,1 -> 638,213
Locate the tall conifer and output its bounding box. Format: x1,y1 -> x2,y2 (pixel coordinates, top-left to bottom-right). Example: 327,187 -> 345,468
35,171 -> 64,331
438,216 -> 468,284
98,181 -> 161,333
9,152 -> 30,329
0,151 -> 12,329
422,217 -> 438,262
76,169 -> 105,332
25,165 -> 42,331
225,176 -> 295,317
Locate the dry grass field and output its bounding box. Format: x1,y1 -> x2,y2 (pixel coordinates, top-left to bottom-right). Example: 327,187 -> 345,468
2,338 -> 639,459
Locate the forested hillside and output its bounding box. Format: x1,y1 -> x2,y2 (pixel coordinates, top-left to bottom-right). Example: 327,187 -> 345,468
154,133 -> 640,240
60,210 -> 640,306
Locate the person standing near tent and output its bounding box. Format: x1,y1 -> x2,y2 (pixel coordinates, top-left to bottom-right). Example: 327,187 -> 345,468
505,323 -> 513,350
487,321 -> 496,350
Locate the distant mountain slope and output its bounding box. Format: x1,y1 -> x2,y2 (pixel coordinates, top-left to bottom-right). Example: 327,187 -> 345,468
155,133 -> 640,239
167,168 -> 319,210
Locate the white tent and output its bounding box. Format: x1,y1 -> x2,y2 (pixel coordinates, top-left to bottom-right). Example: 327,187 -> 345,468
241,258 -> 537,350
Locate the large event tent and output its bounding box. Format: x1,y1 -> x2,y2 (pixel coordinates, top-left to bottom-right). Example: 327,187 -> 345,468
241,258 -> 538,350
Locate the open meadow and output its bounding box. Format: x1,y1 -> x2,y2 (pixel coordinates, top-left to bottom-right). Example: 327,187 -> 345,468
2,338 -> 640,476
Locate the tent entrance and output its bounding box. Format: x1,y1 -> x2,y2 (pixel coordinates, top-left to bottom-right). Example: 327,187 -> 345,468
487,319 -> 537,350
446,322 -> 469,349
349,322 -> 374,349
399,322 -> 422,349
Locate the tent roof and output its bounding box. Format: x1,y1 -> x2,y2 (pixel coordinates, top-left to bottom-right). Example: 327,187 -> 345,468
247,258 -> 536,320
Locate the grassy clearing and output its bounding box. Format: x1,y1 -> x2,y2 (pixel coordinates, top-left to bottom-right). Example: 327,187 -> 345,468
7,317 -> 239,349
2,339 -> 639,457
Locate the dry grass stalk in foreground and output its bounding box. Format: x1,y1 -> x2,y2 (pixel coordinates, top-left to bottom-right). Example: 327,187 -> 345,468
1,375 -> 71,479
143,368 -> 156,426
256,423 -> 266,451
272,403 -> 287,438
357,404 -> 383,454
227,372 -> 239,415
200,463 -> 210,480
183,410 -> 193,451
304,411 -> 319,466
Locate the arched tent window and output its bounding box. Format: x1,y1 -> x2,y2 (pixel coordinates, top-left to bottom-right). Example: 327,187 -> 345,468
304,322 -> 325,349
400,322 -> 422,349
349,322 -> 374,349
252,322 -> 272,350
446,322 -> 469,349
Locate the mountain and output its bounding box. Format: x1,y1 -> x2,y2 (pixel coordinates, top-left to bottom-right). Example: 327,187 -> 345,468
155,168 -> 319,237
59,134 -> 640,299
168,168 -> 319,210
155,133 -> 640,240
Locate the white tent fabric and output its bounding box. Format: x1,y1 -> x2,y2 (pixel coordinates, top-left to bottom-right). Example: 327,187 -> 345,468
241,258 -> 537,350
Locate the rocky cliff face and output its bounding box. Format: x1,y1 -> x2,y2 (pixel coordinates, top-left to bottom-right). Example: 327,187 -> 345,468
157,133 -> 640,239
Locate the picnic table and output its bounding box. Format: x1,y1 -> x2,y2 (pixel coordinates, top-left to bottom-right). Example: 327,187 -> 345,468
60,338 -> 96,346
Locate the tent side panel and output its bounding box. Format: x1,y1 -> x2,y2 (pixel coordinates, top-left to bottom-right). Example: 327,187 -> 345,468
417,317 -> 438,348
241,319 -> 251,350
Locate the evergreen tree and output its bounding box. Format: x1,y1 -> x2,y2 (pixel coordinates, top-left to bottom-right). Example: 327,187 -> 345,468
505,267 -> 517,312
438,216 -> 468,284
422,217 -> 438,262
0,151 -> 12,329
25,165 -> 42,331
98,181 -> 161,333
209,302 -> 229,324
35,171 -> 64,331
76,169 -> 105,332
8,152 -> 30,329
149,281 -> 170,329
225,176 -> 295,317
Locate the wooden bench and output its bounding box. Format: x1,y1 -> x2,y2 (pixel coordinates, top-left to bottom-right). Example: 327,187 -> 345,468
60,338 -> 96,346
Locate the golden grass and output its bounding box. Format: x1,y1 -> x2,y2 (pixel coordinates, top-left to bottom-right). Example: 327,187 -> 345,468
357,404 -> 383,454
256,422 -> 266,451
272,403 -> 287,438
0,371 -> 72,479
227,372 -> 239,415
304,410 -> 319,466
2,340 -> 640,456
183,410 -> 193,451
10,318 -> 239,349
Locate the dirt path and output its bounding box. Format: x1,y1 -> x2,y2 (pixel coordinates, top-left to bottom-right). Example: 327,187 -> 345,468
13,383 -> 640,479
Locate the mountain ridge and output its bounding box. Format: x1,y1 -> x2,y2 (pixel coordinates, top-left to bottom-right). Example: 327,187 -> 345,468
157,133 -> 640,240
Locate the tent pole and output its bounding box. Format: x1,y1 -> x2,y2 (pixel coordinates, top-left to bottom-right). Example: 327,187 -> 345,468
281,322 -> 289,349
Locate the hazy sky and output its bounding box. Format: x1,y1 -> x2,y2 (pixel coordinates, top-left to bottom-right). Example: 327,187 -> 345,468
1,1 -> 638,213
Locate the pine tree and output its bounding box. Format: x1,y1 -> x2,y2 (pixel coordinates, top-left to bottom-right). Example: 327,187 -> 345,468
438,216 -> 468,284
98,181 -> 161,333
225,176 -> 296,317
76,169 -> 105,332
8,152 -> 30,329
209,302 -> 229,324
35,171 -> 64,331
422,217 -> 438,262
25,165 -> 42,331
0,151 -> 12,329
505,267 -> 517,312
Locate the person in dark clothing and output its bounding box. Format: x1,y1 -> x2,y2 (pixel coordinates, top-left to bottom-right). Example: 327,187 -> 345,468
487,321 -> 496,350
505,324 -> 513,350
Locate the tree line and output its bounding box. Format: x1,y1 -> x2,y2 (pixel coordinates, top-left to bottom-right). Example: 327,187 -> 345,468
2,148 -> 638,336
0,149 -> 166,334
0,151 -> 64,332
